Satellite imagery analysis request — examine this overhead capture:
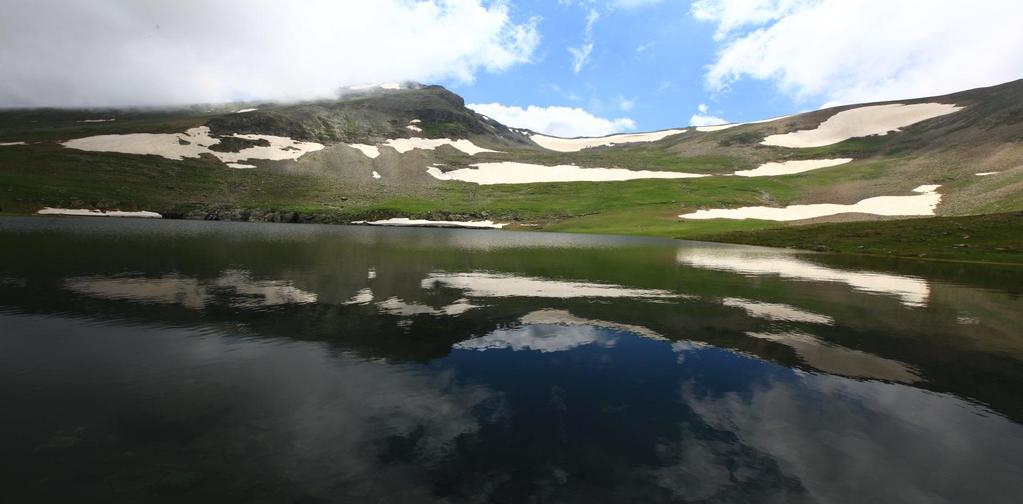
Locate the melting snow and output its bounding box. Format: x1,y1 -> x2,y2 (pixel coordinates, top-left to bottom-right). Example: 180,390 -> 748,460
761,103 -> 963,148
354,218 -> 506,229
62,126 -> 324,164
734,158 -> 853,177
695,114 -> 794,132
37,208 -> 161,218
348,143 -> 381,158
382,137 -> 499,156
695,124 -> 738,132
426,161 -> 706,185
679,185 -> 941,221
530,129 -> 687,152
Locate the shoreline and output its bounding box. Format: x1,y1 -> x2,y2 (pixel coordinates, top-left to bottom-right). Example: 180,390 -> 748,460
5,210 -> 1022,266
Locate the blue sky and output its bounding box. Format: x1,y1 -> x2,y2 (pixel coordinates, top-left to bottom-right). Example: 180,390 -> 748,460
2,0 -> 1021,136
451,1 -> 779,133
449,0 -> 1023,136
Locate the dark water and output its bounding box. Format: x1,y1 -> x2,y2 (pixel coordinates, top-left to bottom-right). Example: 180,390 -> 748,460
2,217 -> 1022,503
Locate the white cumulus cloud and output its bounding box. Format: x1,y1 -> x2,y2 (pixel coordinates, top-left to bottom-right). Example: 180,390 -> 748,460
693,0 -> 1023,105
0,0 -> 540,107
468,103 -> 636,137
689,103 -> 729,126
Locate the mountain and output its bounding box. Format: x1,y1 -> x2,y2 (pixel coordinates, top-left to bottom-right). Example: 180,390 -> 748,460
0,79 -> 1021,260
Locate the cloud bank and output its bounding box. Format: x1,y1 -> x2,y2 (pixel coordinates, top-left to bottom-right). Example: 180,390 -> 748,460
468,102 -> 636,137
693,0 -> 1023,105
0,0 -> 539,107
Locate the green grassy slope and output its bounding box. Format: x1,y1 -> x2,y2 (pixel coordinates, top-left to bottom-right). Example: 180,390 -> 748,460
689,212 -> 1023,264
1,80 -> 1022,264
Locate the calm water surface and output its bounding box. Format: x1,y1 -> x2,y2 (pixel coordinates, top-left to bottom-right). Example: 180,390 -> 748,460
2,216 -> 1022,503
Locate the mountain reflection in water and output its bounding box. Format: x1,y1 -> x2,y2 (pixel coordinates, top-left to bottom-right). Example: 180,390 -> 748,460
1,217 -> 1022,503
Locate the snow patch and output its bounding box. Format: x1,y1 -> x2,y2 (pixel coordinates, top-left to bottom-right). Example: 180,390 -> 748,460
696,114 -> 795,132
226,163 -> 256,169
354,218 -> 506,229
679,185 -> 941,221
695,124 -> 738,132
78,118 -> 115,123
530,129 -> 687,152
426,162 -> 706,185
382,137 -> 499,156
372,170 -> 381,179
348,143 -> 380,159
0,141 -> 26,146
221,133 -> 324,162
37,207 -> 161,218
734,158 -> 853,177
975,171 -> 1000,176
62,126 -> 324,164
761,103 -> 963,148
235,108 -> 258,113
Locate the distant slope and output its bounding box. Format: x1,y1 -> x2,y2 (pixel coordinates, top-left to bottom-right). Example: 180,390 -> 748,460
0,78 -> 1021,262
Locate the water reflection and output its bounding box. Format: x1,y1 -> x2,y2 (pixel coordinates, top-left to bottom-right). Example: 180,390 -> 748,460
64,270 -> 318,309
1,312 -> 500,502
2,217 -> 1022,502
721,297 -> 834,325
746,331 -> 920,383
422,272 -> 681,299
455,309 -> 667,353
376,296 -> 481,317
679,371 -> 1023,503
677,247 -> 931,307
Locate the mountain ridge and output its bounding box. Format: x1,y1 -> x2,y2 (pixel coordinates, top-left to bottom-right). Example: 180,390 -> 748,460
0,78 -> 1021,262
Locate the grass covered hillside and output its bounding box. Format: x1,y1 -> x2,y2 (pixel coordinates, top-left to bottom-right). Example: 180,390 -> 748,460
691,212 -> 1023,265
1,79 -> 1022,263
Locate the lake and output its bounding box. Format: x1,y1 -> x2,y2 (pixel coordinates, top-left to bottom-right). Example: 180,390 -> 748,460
2,216 -> 1022,503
